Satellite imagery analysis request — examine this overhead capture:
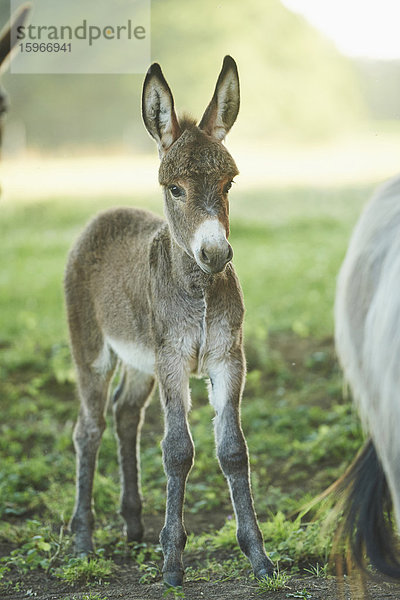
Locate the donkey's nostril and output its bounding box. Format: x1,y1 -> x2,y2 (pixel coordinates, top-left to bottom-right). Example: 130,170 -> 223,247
198,242 -> 233,273
201,247 -> 210,263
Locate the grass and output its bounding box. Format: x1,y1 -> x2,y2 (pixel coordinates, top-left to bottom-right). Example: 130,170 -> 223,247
256,569 -> 290,592
57,557 -> 116,586
0,182 -> 371,592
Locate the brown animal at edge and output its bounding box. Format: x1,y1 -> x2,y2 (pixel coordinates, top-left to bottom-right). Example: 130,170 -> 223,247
65,56 -> 274,588
0,5 -> 31,151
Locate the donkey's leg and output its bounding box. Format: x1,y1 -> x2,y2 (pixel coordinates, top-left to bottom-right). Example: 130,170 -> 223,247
70,364 -> 115,554
208,350 -> 274,579
158,368 -> 194,587
112,367 -> 155,543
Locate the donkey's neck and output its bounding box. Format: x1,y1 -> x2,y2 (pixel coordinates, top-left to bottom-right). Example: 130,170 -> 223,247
169,235 -> 213,297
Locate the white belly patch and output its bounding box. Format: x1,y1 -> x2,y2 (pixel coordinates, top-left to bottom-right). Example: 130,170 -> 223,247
93,336 -> 155,375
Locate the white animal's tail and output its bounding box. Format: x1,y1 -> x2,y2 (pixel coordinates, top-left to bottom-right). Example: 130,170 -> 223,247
334,174 -> 400,576
331,439 -> 400,576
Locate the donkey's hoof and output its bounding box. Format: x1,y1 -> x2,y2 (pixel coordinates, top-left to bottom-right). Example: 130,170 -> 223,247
163,571 -> 184,587
254,562 -> 275,581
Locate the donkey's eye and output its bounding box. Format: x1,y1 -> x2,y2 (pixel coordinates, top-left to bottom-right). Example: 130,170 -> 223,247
168,185 -> 185,199
224,180 -> 234,194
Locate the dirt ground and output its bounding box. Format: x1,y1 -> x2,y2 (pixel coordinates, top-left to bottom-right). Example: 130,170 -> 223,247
3,512 -> 400,600
3,516 -> 400,600
3,564 -> 400,600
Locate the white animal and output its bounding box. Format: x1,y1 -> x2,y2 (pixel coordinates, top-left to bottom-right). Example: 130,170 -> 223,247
335,174 -> 400,576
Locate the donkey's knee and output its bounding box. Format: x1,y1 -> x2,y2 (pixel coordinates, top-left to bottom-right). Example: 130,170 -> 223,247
217,435 -> 248,477
162,429 -> 194,477
73,410 -> 106,450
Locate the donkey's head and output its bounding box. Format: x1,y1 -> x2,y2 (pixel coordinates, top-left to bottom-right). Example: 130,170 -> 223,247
142,56 -> 240,275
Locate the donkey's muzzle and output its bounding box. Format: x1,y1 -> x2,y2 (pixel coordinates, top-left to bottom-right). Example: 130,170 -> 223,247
199,241 -> 233,273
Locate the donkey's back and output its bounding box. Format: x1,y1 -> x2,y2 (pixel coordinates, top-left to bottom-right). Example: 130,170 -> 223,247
65,207 -> 164,364
336,174 -> 400,445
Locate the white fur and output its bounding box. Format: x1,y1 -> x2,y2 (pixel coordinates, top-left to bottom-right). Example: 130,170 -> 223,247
335,174 -> 400,529
191,218 -> 227,262
92,341 -> 113,374
92,337 -> 155,376
213,75 -> 239,141
147,83 -> 176,153
207,361 -> 231,416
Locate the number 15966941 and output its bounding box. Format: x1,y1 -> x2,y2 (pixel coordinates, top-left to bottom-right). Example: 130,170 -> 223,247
19,42 -> 72,53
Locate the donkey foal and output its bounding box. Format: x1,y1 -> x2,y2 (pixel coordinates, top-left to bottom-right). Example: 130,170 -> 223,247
65,56 -> 274,587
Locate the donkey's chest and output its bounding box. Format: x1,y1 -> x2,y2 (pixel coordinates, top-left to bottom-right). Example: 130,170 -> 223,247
162,298 -> 208,374
102,301 -> 231,377
163,304 -> 235,376
176,315 -> 207,375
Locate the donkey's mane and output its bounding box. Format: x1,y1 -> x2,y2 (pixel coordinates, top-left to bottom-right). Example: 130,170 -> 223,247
178,114 -> 197,132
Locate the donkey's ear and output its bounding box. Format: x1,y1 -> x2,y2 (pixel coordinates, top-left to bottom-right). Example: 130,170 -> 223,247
142,63 -> 181,154
0,4 -> 31,68
199,56 -> 240,141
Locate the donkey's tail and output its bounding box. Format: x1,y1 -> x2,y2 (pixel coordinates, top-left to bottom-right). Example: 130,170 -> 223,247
334,438 -> 400,578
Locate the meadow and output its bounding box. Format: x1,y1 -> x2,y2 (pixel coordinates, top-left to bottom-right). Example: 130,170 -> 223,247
0,178 -> 387,598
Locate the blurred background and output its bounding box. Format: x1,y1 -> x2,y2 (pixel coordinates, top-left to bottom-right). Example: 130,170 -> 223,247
1,0 -> 400,197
